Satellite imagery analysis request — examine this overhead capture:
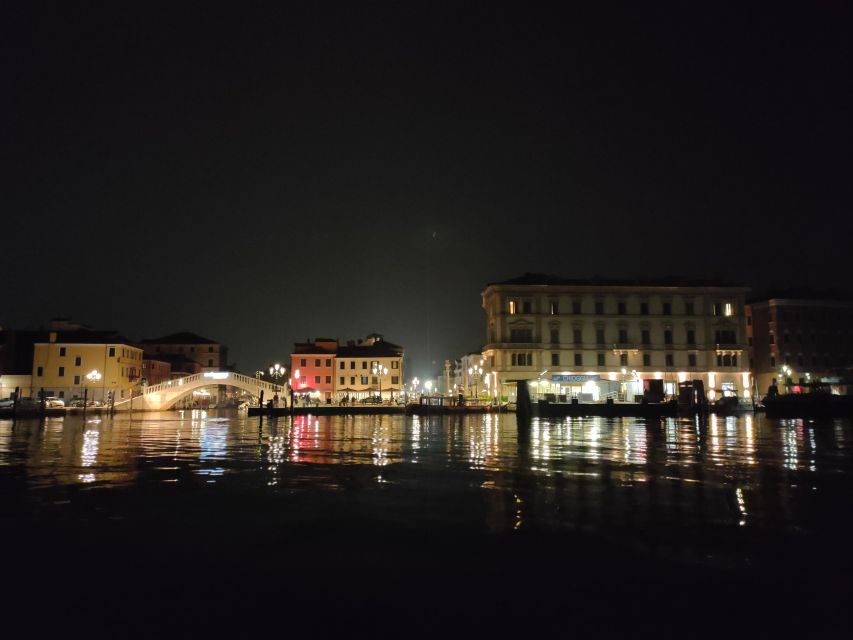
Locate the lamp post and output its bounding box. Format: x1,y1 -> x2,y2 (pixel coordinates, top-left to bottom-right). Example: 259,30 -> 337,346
781,365 -> 792,393
424,380 -> 433,395
411,377 -> 420,398
468,364 -> 484,398
84,369 -> 101,410
268,363 -> 286,384
372,362 -> 388,400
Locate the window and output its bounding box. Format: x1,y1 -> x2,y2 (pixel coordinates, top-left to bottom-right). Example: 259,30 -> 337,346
746,315 -> 752,326
350,361 -> 355,369
595,301 -> 604,315
371,377 -> 378,385
361,376 -> 369,385
596,329 -> 605,344
75,356 -> 81,366
688,354 -> 696,367
391,361 -> 399,369
549,301 -> 559,315
300,358 -> 307,367
783,334 -> 790,344
362,361 -> 368,369
340,361 -> 345,369
574,353 -> 582,366
36,366 -> 43,377
58,367 -> 65,377
391,376 -> 399,384
618,329 -> 628,343
664,330 -> 672,345
325,359 -> 331,367
551,353 -> 560,366
59,391 -> 64,399
207,359 -> 212,366
715,329 -> 737,344
687,330 -> 695,345
512,353 -> 533,366
572,301 -> 582,314
641,330 -> 650,345
663,302 -> 672,315
665,354 -> 674,367
573,328 -> 582,344
522,301 -> 532,314
508,300 -> 517,315
59,347 -> 66,356
550,328 -> 560,344
510,328 -> 534,342
617,301 -> 626,315
597,353 -> 605,366
769,334 -> 775,345
724,302 -> 734,317
351,376 -> 356,385
642,354 -> 651,367
620,354 -> 628,366
640,302 -> 649,315
74,375 -> 80,385
209,346 -> 214,352
325,376 -> 331,384
770,355 -> 776,367
340,377 -> 345,385
315,359 -> 321,367
109,347 -> 115,357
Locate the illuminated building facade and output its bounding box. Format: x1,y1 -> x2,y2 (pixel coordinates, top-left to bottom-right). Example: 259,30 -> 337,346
290,334 -> 404,402
481,274 -> 750,402
290,338 -> 338,402
32,330 -> 143,402
747,298 -> 853,394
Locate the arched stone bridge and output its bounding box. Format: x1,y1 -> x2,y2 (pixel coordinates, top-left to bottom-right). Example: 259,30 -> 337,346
113,371 -> 283,411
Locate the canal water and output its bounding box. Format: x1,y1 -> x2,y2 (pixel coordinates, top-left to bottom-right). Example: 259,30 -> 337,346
1,411 -> 851,634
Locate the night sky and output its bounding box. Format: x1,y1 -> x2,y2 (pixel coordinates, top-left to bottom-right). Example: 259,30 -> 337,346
2,1 -> 851,378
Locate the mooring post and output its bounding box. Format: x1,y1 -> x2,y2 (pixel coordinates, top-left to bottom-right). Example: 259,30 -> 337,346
516,380 -> 531,432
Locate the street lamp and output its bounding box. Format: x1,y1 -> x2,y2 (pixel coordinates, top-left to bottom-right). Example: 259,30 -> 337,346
268,363 -> 286,383
424,380 -> 433,394
468,364 -> 484,397
781,365 -> 793,393
411,377 -> 420,397
372,362 -> 389,399
84,369 -> 102,406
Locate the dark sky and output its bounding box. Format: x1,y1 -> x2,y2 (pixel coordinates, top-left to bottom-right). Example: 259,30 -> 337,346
2,1 -> 851,378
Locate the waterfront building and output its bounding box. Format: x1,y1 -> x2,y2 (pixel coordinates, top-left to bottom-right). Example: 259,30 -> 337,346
32,330 -> 143,403
290,334 -> 404,402
334,334 -> 404,401
481,274 -> 751,402
746,298 -> 853,394
290,338 -> 338,402
139,332 -> 229,371
141,358 -> 172,386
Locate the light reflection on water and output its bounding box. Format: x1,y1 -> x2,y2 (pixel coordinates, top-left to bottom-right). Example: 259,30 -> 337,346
0,410 -> 851,541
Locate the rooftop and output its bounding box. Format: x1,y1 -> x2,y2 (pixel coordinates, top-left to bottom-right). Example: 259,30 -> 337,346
140,332 -> 219,345
487,272 -> 745,289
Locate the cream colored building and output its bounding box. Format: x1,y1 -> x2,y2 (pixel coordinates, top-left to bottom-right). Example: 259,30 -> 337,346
333,335 -> 404,400
32,331 -> 143,403
481,274 -> 751,402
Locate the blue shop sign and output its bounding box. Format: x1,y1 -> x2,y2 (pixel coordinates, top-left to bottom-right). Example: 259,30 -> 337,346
551,374 -> 601,383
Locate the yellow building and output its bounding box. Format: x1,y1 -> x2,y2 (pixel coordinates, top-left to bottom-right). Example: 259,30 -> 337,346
32,331 -> 143,403
332,335 -> 404,401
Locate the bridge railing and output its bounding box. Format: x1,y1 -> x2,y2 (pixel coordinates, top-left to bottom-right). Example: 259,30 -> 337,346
140,372 -> 283,396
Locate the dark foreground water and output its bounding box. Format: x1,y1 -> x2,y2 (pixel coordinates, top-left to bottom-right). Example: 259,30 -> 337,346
1,411 -> 851,635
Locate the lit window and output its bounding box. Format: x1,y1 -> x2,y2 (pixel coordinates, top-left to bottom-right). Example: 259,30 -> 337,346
508,301 -> 516,315
724,303 -> 733,317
